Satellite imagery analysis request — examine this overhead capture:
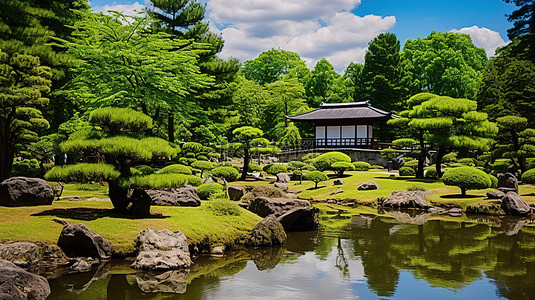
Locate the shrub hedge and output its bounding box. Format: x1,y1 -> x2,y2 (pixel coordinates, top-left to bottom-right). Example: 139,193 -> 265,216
158,164 -> 193,175
197,182 -> 225,200
353,161 -> 371,171
442,166 -> 491,195
314,152 -> 351,171
399,166 -> 415,176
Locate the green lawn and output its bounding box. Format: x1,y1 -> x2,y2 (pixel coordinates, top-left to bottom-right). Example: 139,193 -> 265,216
0,199 -> 261,255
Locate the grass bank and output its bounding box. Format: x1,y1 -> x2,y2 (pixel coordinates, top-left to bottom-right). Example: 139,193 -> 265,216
0,199 -> 261,255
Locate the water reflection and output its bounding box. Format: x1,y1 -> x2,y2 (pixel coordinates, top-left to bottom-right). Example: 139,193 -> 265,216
47,214 -> 535,300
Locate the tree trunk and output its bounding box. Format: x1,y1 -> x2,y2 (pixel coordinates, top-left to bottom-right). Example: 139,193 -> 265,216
461,187 -> 466,196
167,113 -> 174,143
416,130 -> 426,178
108,180 -> 130,213
0,136 -> 14,182
436,145 -> 446,178
241,144 -> 250,180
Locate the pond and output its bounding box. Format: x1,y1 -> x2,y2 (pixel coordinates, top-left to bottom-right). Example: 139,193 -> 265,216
47,213 -> 535,300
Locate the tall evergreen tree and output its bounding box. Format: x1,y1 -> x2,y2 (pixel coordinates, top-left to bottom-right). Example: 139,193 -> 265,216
504,0 -> 535,60
303,58 -> 341,107
242,49 -> 309,85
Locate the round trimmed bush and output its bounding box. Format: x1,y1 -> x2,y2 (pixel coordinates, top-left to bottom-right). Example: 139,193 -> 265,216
491,159 -> 510,174
458,158 -> 476,167
158,164 -> 193,175
521,169 -> 535,184
403,160 -> 419,171
371,165 -> 384,169
197,155 -> 208,161
302,152 -> 320,161
442,152 -> 457,163
353,161 -> 371,171
331,161 -> 355,177
314,152 -> 351,171
248,163 -> 262,172
399,167 -> 415,176
489,174 -> 498,188
134,165 -> 155,175
197,182 -> 225,200
442,166 -> 492,196
306,171 -> 329,188
211,166 -> 239,182
424,166 -> 437,179
191,160 -> 215,174
265,164 -> 288,175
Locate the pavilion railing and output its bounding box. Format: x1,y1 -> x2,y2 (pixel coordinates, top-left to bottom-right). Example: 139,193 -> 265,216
279,138 -> 393,152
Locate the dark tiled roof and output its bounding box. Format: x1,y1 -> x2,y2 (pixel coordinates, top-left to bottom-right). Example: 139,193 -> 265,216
287,101 -> 392,122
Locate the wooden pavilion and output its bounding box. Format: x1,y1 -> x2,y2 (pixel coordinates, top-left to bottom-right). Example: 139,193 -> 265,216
286,101 -> 395,149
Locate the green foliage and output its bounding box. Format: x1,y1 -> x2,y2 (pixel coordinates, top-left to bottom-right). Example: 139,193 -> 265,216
89,108 -> 152,133
206,198 -> 242,216
353,161 -> 372,171
211,167 -> 239,182
314,152 -> 351,171
303,58 -> 343,106
123,174 -> 202,189
442,167 -> 492,195
380,148 -> 398,160
399,167 -> 416,176
248,163 -> 262,172
264,79 -> 307,140
265,164 -> 288,175
11,158 -> 40,177
403,160 -> 419,171
331,161 -> 355,177
242,49 -> 309,85
490,159 -> 511,174
371,165 -> 384,169
424,166 -> 438,179
458,158 -> 476,167
443,152 -> 458,163
182,142 -> 203,154
197,183 -> 225,200
489,174 -> 498,188
306,171 -> 329,188
191,161 -> 215,171
302,153 -> 320,161
278,122 -> 302,146
521,169 -> 535,184
74,183 -> 103,191
158,164 -> 193,175
197,155 -> 208,161
208,152 -> 221,159
407,185 -> 426,191
134,165 -> 155,175
45,163 -> 120,182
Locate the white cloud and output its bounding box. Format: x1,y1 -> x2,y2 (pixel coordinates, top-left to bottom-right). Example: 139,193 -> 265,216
208,0 -> 396,72
93,1 -> 147,16
451,26 -> 508,57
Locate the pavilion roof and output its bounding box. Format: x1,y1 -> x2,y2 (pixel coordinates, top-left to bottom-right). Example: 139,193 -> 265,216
286,101 -> 393,122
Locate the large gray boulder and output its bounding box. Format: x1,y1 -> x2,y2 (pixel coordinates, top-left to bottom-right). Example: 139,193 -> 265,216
501,192 -> 531,216
0,177 -> 54,207
0,260 -> 50,299
273,182 -> 289,192
249,215 -> 287,247
486,190 -> 505,199
276,206 -> 319,232
135,270 -> 189,294
0,242 -> 40,267
57,223 -> 112,260
333,179 -> 344,186
131,228 -> 191,271
358,181 -> 380,190
382,191 -> 430,209
247,197 -> 311,217
391,156 -> 405,170
498,172 -> 519,193
276,173 -> 291,183
146,185 -> 201,207
228,185 -> 245,201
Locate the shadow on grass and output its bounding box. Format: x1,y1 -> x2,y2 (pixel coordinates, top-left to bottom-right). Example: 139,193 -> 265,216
439,194 -> 485,199
32,208 -> 169,221
373,175 -> 440,184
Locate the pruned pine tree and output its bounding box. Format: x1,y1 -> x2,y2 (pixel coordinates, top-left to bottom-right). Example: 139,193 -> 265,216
45,108 -> 182,216
232,126 -> 264,180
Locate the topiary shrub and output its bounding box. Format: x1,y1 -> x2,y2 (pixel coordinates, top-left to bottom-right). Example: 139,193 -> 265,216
182,142 -> 203,154
527,158 -> 535,170
158,164 -> 193,175
123,174 -> 202,189
306,171 -> 328,189
11,158 -> 40,177
442,152 -> 457,163
45,163 -> 120,183
458,158 -> 476,167
211,166 -> 240,183
424,166 -> 438,179
353,161 -> 371,171
331,161 -> 355,177
248,163 -> 262,172
371,165 -> 384,169
314,152 -> 351,171
403,160 -> 419,171
442,167 -> 492,196
197,155 -> 208,161
399,166 -> 415,176
302,152 -> 320,161
490,159 -> 510,174
185,152 -> 197,158
134,165 -> 155,175
191,160 -> 215,177
197,182 -> 225,200
265,164 -> 288,175
489,174 -> 498,188
521,169 -> 535,184
208,152 -> 221,159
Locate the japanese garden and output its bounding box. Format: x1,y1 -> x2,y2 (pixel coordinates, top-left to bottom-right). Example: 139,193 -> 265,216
1,0 -> 535,299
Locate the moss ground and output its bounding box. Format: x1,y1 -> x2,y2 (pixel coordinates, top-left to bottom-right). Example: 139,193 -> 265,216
0,199 -> 260,255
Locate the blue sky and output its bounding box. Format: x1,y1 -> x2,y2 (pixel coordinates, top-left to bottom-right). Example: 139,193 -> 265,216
90,0 -> 516,71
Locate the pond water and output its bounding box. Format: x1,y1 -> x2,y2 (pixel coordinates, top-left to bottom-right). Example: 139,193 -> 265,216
47,213 -> 535,300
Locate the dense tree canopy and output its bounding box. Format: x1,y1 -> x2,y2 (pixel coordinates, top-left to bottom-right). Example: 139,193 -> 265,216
504,0 -> 535,60
242,49 -> 309,85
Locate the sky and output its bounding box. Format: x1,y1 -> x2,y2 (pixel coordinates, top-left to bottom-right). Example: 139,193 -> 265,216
89,0 -> 517,72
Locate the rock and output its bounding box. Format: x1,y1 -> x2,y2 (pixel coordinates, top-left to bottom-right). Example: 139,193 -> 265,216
276,206 -> 320,232
0,177 -> 54,207
276,173 -> 291,183
134,269 -> 189,294
273,182 -> 289,192
447,207 -> 463,217
70,259 -> 92,272
249,172 -> 261,179
241,185 -> 288,202
326,199 -> 337,204
350,215 -> 373,228
211,246 -> 225,255
497,172 -> 519,193
330,189 -> 343,195
357,181 -> 379,190
146,185 -> 200,207
251,247 -> 286,271
0,260 -> 50,299
333,179 -> 344,185
466,201 -> 506,215
42,244 -> 66,261
129,189 -> 152,216
247,197 -> 311,217
228,185 -> 245,201
62,196 -> 82,201
203,177 -> 216,184
131,228 -> 191,271
382,191 -> 430,209
486,190 -> 505,199
499,218 -> 530,236
0,242 -> 40,267
501,192 -> 531,216
391,156 -> 405,170
57,223 -> 112,260
265,176 -> 277,181
386,210 -> 429,225
249,215 -> 287,246
427,207 -> 445,214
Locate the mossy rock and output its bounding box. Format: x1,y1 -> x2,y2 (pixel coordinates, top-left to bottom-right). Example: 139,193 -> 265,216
466,201 -> 506,216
